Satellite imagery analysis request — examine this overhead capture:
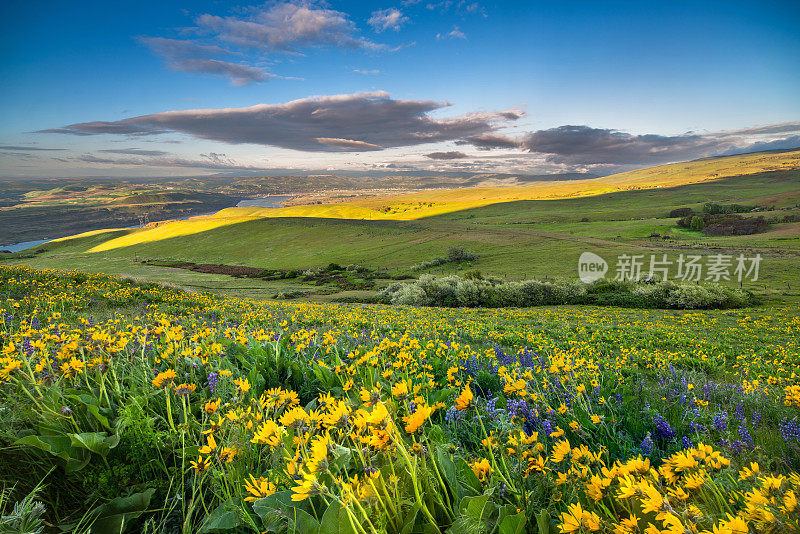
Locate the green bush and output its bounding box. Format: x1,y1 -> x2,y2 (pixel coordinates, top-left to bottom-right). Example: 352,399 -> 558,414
379,275 -> 757,309
690,216 -> 705,230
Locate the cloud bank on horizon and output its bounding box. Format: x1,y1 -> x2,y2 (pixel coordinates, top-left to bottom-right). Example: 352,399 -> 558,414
1,0 -> 799,177
37,92 -> 800,173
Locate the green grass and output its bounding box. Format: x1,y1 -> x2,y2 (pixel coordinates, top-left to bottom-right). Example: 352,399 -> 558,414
3,166 -> 798,303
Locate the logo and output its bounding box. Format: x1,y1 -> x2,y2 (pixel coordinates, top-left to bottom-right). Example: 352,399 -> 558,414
578,252 -> 608,283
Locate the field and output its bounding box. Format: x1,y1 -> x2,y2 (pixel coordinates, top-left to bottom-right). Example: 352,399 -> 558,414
3,151 -> 799,303
1,266 -> 799,533
1,151 -> 799,533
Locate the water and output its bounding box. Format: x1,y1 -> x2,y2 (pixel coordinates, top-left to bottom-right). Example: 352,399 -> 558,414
0,199 -> 289,253
236,195 -> 294,208
0,239 -> 50,253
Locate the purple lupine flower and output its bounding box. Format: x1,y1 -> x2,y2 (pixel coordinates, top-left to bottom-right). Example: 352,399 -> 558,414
495,345 -> 514,366
738,424 -> 754,446
518,348 -> 535,368
682,436 -> 692,449
752,410 -> 762,427
653,414 -> 676,440
445,406 -> 462,424
689,421 -> 707,434
713,412 -> 728,432
542,418 -> 554,436
206,372 -> 219,393
641,433 -> 654,456
779,419 -> 800,442
734,403 -> 746,422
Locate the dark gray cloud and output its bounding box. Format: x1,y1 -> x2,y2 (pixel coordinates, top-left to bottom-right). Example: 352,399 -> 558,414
368,8 -> 409,32
459,122 -> 800,165
457,133 -> 519,150
516,125 -> 722,165
76,152 -> 259,170
138,36 -> 271,86
174,59 -> 272,85
425,150 -> 468,159
98,148 -> 170,156
39,121 -> 168,136
40,91 -> 521,152
315,138 -> 383,150
0,145 -> 66,151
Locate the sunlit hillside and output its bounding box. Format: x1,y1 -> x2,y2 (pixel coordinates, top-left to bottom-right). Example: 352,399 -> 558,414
80,150 -> 800,253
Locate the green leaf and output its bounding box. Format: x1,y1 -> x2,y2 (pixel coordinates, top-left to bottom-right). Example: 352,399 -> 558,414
252,490 -> 295,520
287,508 -> 320,534
436,447 -> 458,493
88,488 -> 155,534
319,500 -> 357,534
15,434 -> 72,460
399,503 -> 420,534
499,511 -> 527,534
253,491 -> 320,533
15,433 -> 91,472
459,495 -> 489,522
455,459 -> 480,495
331,443 -> 352,471
198,500 -> 242,533
69,432 -> 118,458
536,510 -> 550,534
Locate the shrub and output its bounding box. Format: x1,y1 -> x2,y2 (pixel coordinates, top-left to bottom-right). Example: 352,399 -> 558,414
378,275 -> 756,309
690,216 -> 705,231
411,247 -> 479,271
669,207 -> 694,218
703,202 -> 754,215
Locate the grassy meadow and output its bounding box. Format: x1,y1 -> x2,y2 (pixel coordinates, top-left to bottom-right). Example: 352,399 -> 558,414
3,152 -> 798,302
0,265 -> 799,533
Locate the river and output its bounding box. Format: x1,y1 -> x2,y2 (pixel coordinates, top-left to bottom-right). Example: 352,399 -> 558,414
1,196 -> 294,253
235,195 -> 294,208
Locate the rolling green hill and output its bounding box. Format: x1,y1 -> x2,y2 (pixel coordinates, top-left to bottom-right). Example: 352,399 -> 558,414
2,151 -> 799,302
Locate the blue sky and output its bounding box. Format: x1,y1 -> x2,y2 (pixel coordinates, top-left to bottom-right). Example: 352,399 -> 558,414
1,0 -> 799,177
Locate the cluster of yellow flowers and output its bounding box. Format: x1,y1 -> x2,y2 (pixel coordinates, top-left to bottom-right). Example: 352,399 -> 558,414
1,265 -> 799,533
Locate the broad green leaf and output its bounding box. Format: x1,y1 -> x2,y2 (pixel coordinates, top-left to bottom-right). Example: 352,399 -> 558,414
455,459 -> 480,495
459,494 -> 489,522
88,489 -> 155,534
198,500 -> 242,533
69,432 -> 118,458
288,508 -> 320,534
319,500 -> 357,534
331,443 -> 352,471
399,503 -> 420,534
499,511 -> 527,534
536,510 -> 551,534
15,434 -> 72,460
